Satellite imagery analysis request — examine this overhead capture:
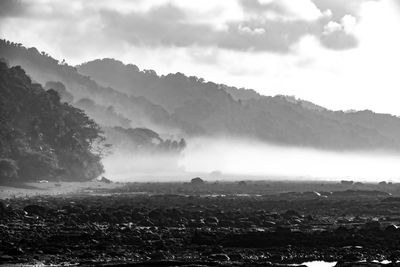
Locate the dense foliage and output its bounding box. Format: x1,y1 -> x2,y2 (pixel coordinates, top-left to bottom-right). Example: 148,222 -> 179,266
0,61 -> 104,183
104,126 -> 186,154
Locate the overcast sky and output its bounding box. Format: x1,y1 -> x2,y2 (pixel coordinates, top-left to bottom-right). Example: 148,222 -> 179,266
1,0 -> 399,115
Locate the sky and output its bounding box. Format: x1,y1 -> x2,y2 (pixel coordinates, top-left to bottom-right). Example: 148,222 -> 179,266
0,0 -> 400,115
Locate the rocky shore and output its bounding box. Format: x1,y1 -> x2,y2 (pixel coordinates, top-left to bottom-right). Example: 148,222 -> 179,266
2,182 -> 400,266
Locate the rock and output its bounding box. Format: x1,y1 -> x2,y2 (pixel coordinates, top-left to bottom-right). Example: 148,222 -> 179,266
263,221 -> 276,227
138,218 -> 154,226
341,253 -> 363,262
23,204 -> 47,216
228,253 -> 244,261
128,236 -> 145,246
61,204 -> 83,214
150,251 -> 167,260
0,255 -> 14,262
191,177 -> 204,185
191,231 -> 216,245
269,254 -> 283,261
0,201 -> 6,214
282,210 -> 301,218
6,247 -> 24,256
340,180 -> 354,186
79,251 -> 95,259
99,176 -> 112,183
208,253 -> 230,261
364,221 -> 381,231
275,226 -> 292,234
205,216 -> 219,225
238,181 -> 247,186
385,224 -> 398,233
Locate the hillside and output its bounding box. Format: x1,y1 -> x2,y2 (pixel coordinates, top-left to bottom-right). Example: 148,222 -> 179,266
2,40 -> 400,151
0,40 -> 195,135
0,61 -> 104,183
78,58 -> 400,151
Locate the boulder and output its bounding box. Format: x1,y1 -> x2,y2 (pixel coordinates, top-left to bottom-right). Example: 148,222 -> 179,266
191,177 -> 204,185
99,176 -> 112,183
209,253 -> 230,261
364,221 -> 381,231
282,210 -> 301,219
0,201 -> 6,214
23,204 -> 47,216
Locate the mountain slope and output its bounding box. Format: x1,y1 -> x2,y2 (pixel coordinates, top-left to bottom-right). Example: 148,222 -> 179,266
2,40 -> 400,151
78,58 -> 400,151
0,61 -> 104,183
0,40 -> 195,134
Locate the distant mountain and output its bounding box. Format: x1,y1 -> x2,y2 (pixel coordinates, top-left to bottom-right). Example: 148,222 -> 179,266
0,61 -> 104,183
77,58 -> 236,114
74,97 -> 132,128
78,58 -> 400,151
2,39 -> 400,151
103,126 -> 186,154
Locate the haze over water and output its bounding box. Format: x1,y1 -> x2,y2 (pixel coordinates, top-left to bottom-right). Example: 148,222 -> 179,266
104,137 -> 400,182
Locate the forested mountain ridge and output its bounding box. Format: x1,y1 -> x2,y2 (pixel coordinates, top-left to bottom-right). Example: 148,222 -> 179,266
0,40 -> 196,134
2,39 -> 400,151
78,58 -> 400,151
0,61 -> 104,183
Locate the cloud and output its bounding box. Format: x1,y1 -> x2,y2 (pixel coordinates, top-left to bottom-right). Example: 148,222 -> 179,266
0,0 -> 26,17
99,1 -> 359,53
321,15 -> 358,50
240,0 -> 324,21
1,0 -> 399,118
311,0 -> 379,20
320,30 -> 358,50
0,0 -> 363,54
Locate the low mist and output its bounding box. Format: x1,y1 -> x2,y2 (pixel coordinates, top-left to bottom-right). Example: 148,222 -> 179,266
102,152 -> 187,181
181,137 -> 400,182
103,137 -> 400,182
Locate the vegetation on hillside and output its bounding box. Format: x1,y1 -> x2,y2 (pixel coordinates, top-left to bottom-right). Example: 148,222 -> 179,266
0,61 -> 104,183
2,39 -> 400,151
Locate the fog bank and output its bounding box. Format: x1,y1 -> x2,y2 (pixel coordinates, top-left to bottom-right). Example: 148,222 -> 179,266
180,137 -> 400,182
102,137 -> 400,182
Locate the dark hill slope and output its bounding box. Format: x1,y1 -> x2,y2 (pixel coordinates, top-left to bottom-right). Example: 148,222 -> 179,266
0,61 -> 104,183
0,40 -> 195,134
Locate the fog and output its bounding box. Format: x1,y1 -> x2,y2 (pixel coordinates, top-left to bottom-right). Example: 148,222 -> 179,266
181,137 -> 400,182
102,152 -> 187,181
103,137 -> 400,182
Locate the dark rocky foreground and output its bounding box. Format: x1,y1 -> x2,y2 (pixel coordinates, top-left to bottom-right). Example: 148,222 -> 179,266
2,181 -> 400,266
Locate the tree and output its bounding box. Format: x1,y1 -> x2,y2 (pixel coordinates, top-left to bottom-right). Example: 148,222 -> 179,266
0,61 -> 105,183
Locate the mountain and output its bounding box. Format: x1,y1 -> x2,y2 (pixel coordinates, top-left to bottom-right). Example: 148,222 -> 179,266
2,39 -> 400,151
77,58 -> 236,113
78,58 -> 400,151
0,40 -> 195,135
73,97 -> 132,128
0,61 -> 104,183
